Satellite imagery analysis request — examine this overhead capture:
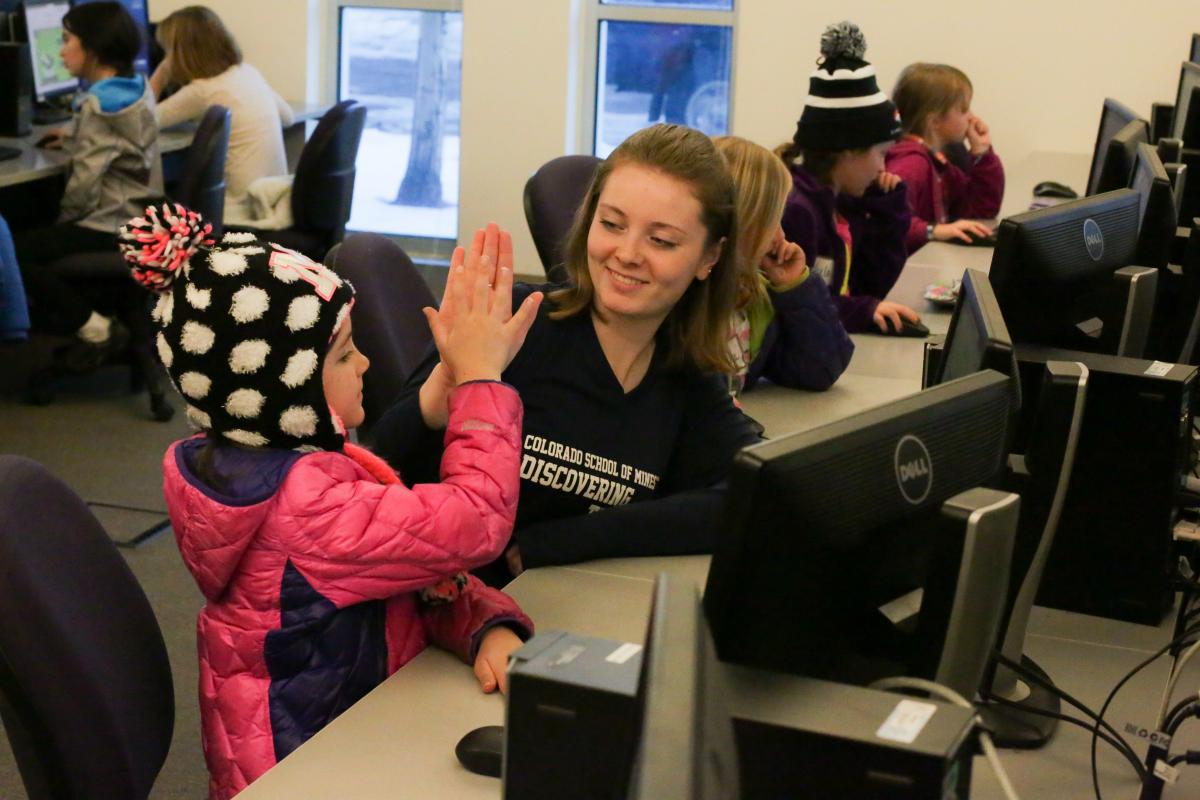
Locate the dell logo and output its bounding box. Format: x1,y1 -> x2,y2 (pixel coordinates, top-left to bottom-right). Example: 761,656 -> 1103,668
894,435 -> 933,505
1082,218 -> 1104,261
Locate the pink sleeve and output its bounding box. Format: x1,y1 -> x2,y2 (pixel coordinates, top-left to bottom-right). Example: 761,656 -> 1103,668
952,148 -> 1005,220
277,382 -> 523,607
887,151 -> 935,252
421,576 -> 534,663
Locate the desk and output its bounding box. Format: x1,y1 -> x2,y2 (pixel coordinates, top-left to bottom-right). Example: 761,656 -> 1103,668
0,101 -> 326,190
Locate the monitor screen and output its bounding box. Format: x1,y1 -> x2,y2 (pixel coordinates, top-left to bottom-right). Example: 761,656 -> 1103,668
989,189 -> 1142,353
1087,99 -> 1139,196
72,0 -> 149,75
703,370 -> 1012,686
1172,61 -> 1200,142
936,268 -> 1016,387
23,0 -> 74,99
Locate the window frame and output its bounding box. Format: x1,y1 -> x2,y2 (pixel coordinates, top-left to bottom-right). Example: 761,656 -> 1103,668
579,0 -> 738,155
325,0 -> 464,263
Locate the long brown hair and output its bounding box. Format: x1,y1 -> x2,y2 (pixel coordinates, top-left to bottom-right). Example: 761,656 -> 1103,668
712,136 -> 791,310
156,6 -> 242,84
892,63 -> 973,138
550,124 -> 740,374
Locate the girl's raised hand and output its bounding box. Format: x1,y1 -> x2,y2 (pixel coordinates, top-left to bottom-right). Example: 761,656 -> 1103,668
422,223 -> 543,385
759,226 -> 808,288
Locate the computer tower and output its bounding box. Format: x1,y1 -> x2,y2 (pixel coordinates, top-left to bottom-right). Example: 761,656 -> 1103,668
1015,345 -> 1195,624
0,42 -> 32,137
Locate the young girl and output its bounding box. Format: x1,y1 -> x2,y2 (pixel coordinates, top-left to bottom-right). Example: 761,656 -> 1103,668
712,135 -> 853,393
150,6 -> 294,221
777,22 -> 918,335
372,124 -> 762,583
887,63 -> 1005,253
15,1 -> 161,368
119,205 -> 542,800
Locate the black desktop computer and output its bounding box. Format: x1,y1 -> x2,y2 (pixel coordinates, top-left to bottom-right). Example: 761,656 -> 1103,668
1016,344 -> 1196,624
0,41 -> 32,136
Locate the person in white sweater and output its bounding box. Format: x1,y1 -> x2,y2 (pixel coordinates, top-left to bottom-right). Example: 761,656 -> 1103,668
151,6 -> 294,220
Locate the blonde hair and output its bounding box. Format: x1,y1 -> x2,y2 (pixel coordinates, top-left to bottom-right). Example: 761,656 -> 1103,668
550,124 -> 740,375
157,6 -> 242,84
712,136 -> 791,310
892,63 -> 973,138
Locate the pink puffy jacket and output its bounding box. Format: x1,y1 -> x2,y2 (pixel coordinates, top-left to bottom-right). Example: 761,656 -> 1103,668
162,382 -> 532,800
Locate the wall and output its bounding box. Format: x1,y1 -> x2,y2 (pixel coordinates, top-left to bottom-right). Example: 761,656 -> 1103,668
148,0 -> 1197,277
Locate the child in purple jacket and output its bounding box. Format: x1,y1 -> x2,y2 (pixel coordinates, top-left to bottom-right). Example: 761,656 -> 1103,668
778,22 -> 919,335
887,63 -> 1005,253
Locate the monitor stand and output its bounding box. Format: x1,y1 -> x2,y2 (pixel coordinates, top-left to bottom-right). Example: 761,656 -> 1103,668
32,101 -> 71,126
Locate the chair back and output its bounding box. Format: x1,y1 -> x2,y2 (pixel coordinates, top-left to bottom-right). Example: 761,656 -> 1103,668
325,234 -> 435,432
0,456 -> 174,800
523,154 -> 602,283
291,100 -> 367,247
173,104 -> 231,238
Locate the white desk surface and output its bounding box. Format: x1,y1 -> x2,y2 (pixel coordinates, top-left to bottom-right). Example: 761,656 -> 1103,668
238,150 -> 1200,799
0,101 -> 325,190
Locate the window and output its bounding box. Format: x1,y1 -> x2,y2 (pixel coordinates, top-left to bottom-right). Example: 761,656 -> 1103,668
336,1 -> 462,250
587,1 -> 735,158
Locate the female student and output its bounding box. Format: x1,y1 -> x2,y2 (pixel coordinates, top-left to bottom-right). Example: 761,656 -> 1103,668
123,204 -> 540,799
887,62 -> 1005,253
777,22 -> 918,335
14,1 -> 160,369
150,5 -> 294,219
371,124 -> 763,583
713,135 -> 853,394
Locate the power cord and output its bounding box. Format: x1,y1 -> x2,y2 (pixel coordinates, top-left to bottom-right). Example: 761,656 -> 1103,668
869,676 -> 1020,800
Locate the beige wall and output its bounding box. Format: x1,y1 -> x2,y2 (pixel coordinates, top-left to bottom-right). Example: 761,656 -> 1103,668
150,0 -> 1197,274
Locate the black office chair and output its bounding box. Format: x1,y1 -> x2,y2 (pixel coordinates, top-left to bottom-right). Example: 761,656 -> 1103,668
0,455 -> 175,800
324,233 -> 435,435
240,100 -> 367,262
523,154 -> 601,283
30,105 -> 233,420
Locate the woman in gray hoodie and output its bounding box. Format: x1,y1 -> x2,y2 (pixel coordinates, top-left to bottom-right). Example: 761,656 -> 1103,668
15,1 -> 161,372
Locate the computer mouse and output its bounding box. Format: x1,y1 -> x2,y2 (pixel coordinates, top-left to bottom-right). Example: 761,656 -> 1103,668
455,725 -> 504,778
958,228 -> 998,247
878,317 -> 930,338
34,134 -> 61,150
1032,180 -> 1078,199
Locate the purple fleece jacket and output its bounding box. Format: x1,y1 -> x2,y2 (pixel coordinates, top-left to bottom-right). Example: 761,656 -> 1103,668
886,138 -> 1005,254
780,164 -> 912,334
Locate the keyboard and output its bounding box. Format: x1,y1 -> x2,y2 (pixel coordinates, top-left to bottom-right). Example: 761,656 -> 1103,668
0,145 -> 21,162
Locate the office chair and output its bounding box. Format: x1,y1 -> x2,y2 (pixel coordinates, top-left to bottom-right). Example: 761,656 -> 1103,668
324,233 -> 435,435
237,100 -> 366,262
29,105 -> 232,420
0,455 -> 174,800
523,154 -> 601,283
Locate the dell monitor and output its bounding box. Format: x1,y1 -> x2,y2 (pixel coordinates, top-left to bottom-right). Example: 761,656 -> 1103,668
1172,61 -> 1200,144
989,188 -> 1154,356
1086,99 -> 1141,196
1093,118 -> 1150,194
627,575 -> 739,800
72,0 -> 149,75
936,268 -> 1017,386
704,370 -> 1014,696
1131,142 -> 1178,272
1192,33 -> 1200,64
21,0 -> 74,100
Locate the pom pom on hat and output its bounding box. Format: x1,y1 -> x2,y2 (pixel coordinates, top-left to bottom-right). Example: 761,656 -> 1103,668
118,203 -> 214,292
819,21 -> 867,62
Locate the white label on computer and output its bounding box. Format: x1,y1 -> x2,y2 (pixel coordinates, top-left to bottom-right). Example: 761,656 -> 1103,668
876,699 -> 938,744
605,643 -> 642,664
1144,361 -> 1173,377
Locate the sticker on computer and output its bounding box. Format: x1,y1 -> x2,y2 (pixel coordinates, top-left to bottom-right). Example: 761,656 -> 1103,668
894,434 -> 933,505
876,699 -> 938,744
1144,361 -> 1173,377
605,643 -> 642,664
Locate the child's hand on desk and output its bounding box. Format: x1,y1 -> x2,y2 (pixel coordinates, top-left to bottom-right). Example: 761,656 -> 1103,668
873,300 -> 920,334
933,218 -> 992,244
759,226 -> 808,288
422,222 -> 543,385
34,129 -> 66,150
474,626 -> 523,694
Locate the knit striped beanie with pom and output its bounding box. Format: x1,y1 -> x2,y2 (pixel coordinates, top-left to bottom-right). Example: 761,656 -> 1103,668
793,21 -> 902,151
119,204 -> 356,452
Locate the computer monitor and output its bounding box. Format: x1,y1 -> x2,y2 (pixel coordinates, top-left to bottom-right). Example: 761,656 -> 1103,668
1192,33 -> 1200,64
936,269 -> 1017,386
72,0 -> 149,75
1131,142 -> 1177,271
989,189 -> 1149,355
1093,118 -> 1150,195
626,575 -> 739,800
1087,99 -> 1141,196
1172,61 -> 1200,144
704,370 -> 1014,694
21,0 -> 74,100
